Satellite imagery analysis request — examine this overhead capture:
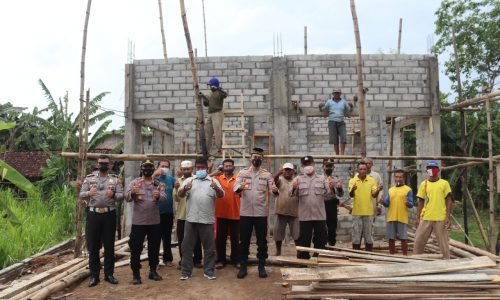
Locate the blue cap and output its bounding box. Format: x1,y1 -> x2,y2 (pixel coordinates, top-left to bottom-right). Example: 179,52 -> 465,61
426,160 -> 439,168
207,76 -> 220,88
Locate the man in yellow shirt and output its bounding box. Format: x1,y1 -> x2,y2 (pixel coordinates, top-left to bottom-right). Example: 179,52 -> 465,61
380,170 -> 413,255
413,160 -> 452,259
348,162 -> 383,251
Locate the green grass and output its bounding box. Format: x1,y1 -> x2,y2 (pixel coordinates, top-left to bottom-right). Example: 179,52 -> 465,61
449,205 -> 498,250
0,186 -> 75,269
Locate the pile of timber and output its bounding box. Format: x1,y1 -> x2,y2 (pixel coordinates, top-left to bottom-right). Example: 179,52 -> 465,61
0,237 -> 130,300
280,242 -> 500,299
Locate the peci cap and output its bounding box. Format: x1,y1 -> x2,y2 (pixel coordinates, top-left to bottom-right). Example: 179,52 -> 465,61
323,158 -> 335,166
180,160 -> 192,168
300,155 -> 314,164
426,160 -> 440,169
251,147 -> 265,156
141,160 -> 155,168
283,162 -> 294,170
332,88 -> 342,94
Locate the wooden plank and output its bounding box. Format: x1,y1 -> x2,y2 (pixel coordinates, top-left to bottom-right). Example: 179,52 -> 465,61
296,246 -> 425,263
327,245 -> 436,261
286,292 -> 492,299
313,282 -> 499,290
353,273 -> 494,282
281,256 -> 496,281
317,256 -> 383,266
277,257 -> 318,267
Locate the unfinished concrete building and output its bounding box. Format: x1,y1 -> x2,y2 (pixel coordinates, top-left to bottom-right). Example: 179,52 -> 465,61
123,54 -> 441,239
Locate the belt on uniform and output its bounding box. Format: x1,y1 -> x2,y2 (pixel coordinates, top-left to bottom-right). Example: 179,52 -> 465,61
89,206 -> 116,213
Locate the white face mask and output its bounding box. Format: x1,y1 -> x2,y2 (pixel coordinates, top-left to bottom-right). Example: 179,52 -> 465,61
303,166 -> 314,175
426,169 -> 433,177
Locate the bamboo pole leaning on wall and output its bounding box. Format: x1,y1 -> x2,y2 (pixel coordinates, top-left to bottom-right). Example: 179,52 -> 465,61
485,95 -> 497,253
158,0 -> 168,62
74,0 -> 92,258
179,0 -> 208,158
349,0 -> 367,157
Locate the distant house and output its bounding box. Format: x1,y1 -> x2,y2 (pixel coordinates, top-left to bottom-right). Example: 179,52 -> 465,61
95,130 -> 154,154
0,151 -> 49,181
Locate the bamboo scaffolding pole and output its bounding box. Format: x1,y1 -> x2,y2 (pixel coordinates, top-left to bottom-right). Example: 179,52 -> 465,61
180,0 -> 208,157
397,18 -> 402,54
485,96 -> 497,254
451,214 -> 474,246
74,0 -> 92,258
462,176 -> 490,249
349,0 -> 366,157
441,161 -> 486,171
28,268 -> 90,300
158,0 -> 168,62
59,152 -> 497,162
201,0 -> 208,57
304,26 -> 308,55
442,91 -> 500,111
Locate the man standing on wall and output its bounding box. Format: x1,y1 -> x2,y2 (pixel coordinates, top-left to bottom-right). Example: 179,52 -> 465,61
413,161 -> 452,259
199,76 -> 227,155
318,88 -> 353,156
234,148 -> 277,279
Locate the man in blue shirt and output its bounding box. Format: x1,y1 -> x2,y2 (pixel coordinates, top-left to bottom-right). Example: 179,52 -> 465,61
154,160 -> 176,266
319,88 -> 353,156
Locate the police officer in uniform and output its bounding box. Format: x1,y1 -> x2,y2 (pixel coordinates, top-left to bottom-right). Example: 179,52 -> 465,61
80,154 -> 124,287
126,160 -> 165,284
322,158 -> 344,246
234,148 -> 278,279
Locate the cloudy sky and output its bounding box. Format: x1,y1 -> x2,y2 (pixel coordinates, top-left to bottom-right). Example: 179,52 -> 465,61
0,0 -> 448,130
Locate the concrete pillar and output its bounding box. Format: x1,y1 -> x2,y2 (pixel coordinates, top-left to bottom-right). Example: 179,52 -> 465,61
124,64 -> 141,235
271,57 -> 290,171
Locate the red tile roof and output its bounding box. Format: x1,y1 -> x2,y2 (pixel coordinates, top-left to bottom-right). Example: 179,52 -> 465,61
0,151 -> 49,180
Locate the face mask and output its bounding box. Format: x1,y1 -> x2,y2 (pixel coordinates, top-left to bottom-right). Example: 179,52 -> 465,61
427,168 -> 439,177
324,169 -> 333,176
143,169 -> 154,177
196,170 -> 207,178
223,168 -> 234,175
183,172 -> 192,178
98,163 -> 109,172
252,158 -> 262,167
304,166 -> 314,175
161,168 -> 170,176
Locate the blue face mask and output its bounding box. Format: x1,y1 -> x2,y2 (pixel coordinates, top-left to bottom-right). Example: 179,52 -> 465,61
195,170 -> 207,179
161,168 -> 170,176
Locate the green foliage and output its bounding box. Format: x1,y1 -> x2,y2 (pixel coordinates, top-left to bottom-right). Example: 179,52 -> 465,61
0,187 -> 75,268
433,0 -> 499,98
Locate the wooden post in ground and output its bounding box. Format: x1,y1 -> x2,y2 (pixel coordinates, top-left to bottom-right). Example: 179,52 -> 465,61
180,0 -> 208,157
485,95 -> 497,253
158,0 -> 168,62
74,0 -> 92,258
349,0 -> 366,157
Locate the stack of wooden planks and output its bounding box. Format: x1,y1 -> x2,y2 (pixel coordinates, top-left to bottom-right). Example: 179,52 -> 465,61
280,243 -> 500,299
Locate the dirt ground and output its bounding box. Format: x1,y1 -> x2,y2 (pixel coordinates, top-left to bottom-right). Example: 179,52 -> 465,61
54,241 -> 299,300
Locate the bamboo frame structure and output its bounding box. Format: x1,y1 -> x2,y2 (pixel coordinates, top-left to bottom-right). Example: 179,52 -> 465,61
158,0 -> 168,62
74,0 -> 92,258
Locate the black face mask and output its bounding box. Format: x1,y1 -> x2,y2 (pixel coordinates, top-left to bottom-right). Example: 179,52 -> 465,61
143,169 -> 154,177
252,159 -> 262,167
324,169 -> 333,176
183,172 -> 192,178
224,168 -> 234,175
98,163 -> 109,172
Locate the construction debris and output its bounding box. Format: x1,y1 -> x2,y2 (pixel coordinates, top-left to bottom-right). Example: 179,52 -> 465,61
280,239 -> 500,300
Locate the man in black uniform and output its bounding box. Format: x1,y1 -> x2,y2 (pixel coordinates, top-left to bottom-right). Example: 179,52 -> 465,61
80,155 -> 124,287
322,158 -> 344,246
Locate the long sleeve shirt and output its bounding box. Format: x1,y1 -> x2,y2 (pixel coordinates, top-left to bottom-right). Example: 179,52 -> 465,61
234,167 -> 274,217
79,173 -> 124,208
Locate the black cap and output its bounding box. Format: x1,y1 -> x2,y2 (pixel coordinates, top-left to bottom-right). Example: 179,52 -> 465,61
300,155 -> 314,164
251,147 -> 265,155
323,158 -> 335,166
141,159 -> 155,168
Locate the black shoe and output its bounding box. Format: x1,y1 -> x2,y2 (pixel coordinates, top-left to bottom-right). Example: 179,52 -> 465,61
132,276 -> 142,285
88,277 -> 100,287
148,270 -> 162,281
258,265 -> 268,278
104,275 -> 119,284
237,264 -> 247,279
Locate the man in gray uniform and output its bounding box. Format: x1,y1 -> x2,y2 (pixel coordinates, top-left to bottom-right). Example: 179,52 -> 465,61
234,148 -> 278,279
126,160 -> 166,284
80,154 -> 124,287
